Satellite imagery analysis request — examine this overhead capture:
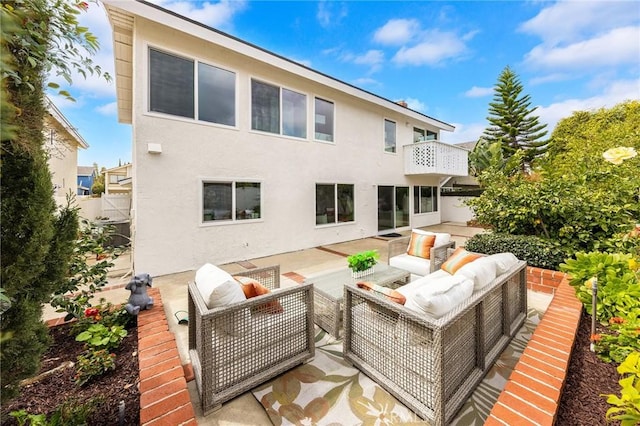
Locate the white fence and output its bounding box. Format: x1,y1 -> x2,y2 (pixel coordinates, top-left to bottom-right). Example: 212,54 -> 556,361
74,194 -> 131,222
440,195 -> 475,223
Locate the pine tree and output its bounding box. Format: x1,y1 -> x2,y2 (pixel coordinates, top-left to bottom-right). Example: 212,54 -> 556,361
483,66 -> 548,171
1,0 -> 108,400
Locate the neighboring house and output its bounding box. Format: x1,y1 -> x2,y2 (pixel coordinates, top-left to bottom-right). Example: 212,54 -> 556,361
104,163 -> 133,195
103,0 -> 469,277
44,97 -> 89,202
77,165 -> 97,196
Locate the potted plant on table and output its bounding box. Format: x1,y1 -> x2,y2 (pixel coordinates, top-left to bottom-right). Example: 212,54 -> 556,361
347,250 -> 379,278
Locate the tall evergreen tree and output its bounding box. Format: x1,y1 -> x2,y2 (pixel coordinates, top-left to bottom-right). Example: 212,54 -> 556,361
483,66 -> 548,171
1,0 -> 108,400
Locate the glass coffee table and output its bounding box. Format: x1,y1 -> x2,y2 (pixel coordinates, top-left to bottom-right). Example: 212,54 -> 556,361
304,263 -> 410,338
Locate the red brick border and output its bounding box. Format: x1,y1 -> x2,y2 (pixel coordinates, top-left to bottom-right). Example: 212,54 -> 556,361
137,288 -> 196,426
485,273 -> 582,425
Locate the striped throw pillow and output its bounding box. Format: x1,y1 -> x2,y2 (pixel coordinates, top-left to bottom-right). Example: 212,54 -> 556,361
441,247 -> 482,275
406,233 -> 436,259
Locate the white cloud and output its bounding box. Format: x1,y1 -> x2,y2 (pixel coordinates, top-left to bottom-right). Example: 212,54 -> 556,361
464,86 -> 493,98
537,78 -> 640,131
150,0 -> 246,29
353,50 -> 384,70
405,97 -> 426,113
446,122 -> 486,144
519,1 -> 639,44
373,19 -> 420,45
96,102 -> 118,116
352,77 -> 380,87
529,73 -> 572,86
392,30 -> 468,66
524,26 -> 640,70
317,1 -> 348,28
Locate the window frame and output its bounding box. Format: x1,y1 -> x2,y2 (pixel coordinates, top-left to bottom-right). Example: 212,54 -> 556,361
147,45 -> 238,128
384,118 -> 397,153
315,182 -> 355,226
250,77 -> 308,139
201,179 -> 263,225
413,185 -> 439,214
314,96 -> 335,143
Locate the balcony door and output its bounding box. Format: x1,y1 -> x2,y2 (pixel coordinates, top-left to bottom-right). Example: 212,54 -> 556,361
377,186 -> 410,233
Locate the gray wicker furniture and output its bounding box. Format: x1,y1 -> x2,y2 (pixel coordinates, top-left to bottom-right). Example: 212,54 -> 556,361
188,265 -> 315,415
304,264 -> 410,338
343,258 -> 527,425
387,235 -> 456,275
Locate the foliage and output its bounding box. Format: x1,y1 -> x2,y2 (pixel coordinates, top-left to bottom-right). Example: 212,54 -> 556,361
1,0 -> 110,401
1,0 -> 109,145
75,349 -> 116,386
602,351 -> 640,426
467,101 -> 640,256
482,66 -> 547,171
347,250 -> 379,272
10,398 -> 100,425
75,323 -> 127,351
464,232 -> 568,270
594,318 -> 640,364
49,219 -> 122,322
72,300 -> 133,335
560,251 -> 640,321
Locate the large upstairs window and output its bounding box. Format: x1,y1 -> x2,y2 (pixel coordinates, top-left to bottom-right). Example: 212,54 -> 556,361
149,48 -> 236,126
251,79 -> 307,138
314,97 -> 334,142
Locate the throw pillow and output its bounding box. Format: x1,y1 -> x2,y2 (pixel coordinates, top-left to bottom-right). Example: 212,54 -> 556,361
406,233 -> 436,259
195,263 -> 246,309
357,281 -> 406,305
411,229 -> 451,246
234,276 -> 283,314
440,247 -> 482,275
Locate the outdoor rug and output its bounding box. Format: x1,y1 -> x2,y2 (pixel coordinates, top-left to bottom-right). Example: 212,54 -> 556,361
252,307 -> 544,425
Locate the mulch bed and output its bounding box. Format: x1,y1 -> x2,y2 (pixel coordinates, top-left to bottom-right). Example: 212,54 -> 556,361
555,311 -> 622,425
0,322 -> 139,425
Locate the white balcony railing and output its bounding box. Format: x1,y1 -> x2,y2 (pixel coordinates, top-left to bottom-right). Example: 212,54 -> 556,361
403,140 -> 469,176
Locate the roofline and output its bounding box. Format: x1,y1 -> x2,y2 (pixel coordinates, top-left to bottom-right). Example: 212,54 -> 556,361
102,0 -> 455,132
45,96 -> 89,149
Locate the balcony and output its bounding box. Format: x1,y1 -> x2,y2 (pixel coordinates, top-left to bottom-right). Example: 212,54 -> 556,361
403,140 -> 469,177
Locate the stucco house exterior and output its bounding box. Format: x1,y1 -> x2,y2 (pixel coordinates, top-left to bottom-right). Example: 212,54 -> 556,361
104,163 -> 133,195
102,0 -> 469,277
44,97 -> 89,203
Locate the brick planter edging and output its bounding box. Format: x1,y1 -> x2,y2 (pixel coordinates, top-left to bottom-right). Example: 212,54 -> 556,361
485,274 -> 582,426
137,288 -> 196,426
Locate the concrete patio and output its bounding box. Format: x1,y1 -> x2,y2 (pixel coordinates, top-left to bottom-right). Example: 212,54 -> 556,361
43,222 -> 557,425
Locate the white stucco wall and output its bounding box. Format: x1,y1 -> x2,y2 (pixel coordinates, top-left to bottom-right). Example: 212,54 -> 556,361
440,196 -> 476,223
129,17 -> 449,276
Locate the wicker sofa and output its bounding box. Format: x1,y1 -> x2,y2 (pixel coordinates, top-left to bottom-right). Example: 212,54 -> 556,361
188,265 -> 315,414
387,232 -> 456,276
344,253 -> 527,425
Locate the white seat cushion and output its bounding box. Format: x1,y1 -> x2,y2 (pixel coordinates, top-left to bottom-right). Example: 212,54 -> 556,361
396,269 -> 451,300
454,256 -> 498,291
404,275 -> 474,318
486,252 -> 519,274
389,253 -> 432,276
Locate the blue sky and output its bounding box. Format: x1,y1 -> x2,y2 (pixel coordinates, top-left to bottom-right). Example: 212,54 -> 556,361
49,0 -> 640,169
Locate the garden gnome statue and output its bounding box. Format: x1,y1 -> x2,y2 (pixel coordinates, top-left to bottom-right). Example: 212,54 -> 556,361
125,273 -> 154,315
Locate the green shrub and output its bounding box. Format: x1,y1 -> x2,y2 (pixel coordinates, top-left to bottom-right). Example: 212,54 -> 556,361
75,349 -> 116,387
602,351 -> 640,425
75,323 -> 127,351
464,232 -> 568,270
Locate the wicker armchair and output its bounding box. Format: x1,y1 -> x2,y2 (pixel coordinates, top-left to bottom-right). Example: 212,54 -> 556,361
188,265 -> 315,414
387,235 -> 455,275
344,259 -> 527,425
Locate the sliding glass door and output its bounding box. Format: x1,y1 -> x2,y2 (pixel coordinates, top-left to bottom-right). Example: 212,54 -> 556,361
377,186 -> 410,232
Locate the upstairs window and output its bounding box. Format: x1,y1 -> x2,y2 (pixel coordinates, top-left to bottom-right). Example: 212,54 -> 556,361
384,119 -> 396,153
149,49 -> 194,118
149,48 -> 236,126
251,79 -> 307,138
314,97 -> 334,142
